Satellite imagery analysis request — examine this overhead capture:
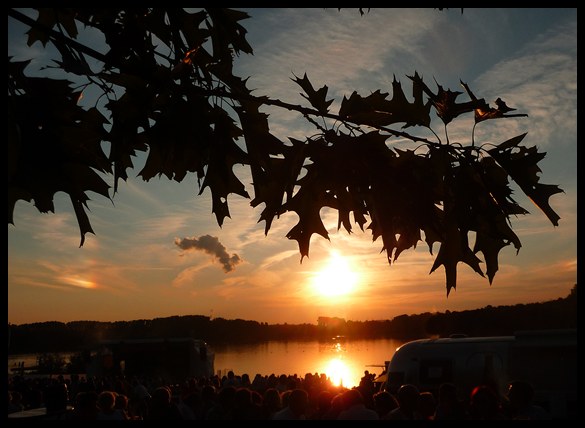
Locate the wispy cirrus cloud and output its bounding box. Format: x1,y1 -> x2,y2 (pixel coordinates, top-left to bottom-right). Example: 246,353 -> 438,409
236,9 -> 440,141
240,9 -> 438,95
473,19 -> 577,148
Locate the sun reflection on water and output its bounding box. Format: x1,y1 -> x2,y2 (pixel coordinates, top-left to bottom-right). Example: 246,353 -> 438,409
323,357 -> 353,387
317,340 -> 361,388
211,339 -> 399,390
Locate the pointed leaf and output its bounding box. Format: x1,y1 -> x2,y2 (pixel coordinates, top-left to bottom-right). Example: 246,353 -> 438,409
26,8 -> 57,47
284,186 -> 331,261
430,221 -> 484,296
338,77 -> 431,128
461,80 -> 528,123
473,230 -> 510,284
488,134 -> 564,226
198,112 -> 250,227
70,194 -> 95,248
408,72 -> 484,125
292,72 -> 334,114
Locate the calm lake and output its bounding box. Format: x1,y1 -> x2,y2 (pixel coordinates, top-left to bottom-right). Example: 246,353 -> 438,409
8,338 -> 406,389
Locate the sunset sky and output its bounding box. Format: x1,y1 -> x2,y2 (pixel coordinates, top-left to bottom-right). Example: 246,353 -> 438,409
8,8 -> 577,326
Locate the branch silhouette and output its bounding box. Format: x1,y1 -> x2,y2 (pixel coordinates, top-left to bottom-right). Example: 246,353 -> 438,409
8,8 -> 563,295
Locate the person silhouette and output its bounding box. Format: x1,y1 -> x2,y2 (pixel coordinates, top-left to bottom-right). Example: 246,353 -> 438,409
468,384 -> 507,420
506,380 -> 550,420
385,384 -> 422,420
337,388 -> 379,420
272,388 -> 308,420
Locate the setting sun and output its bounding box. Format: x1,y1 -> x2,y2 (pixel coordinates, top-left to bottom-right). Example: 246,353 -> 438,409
312,251 -> 358,297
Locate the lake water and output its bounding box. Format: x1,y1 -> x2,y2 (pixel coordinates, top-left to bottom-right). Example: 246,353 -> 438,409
8,338 -> 406,389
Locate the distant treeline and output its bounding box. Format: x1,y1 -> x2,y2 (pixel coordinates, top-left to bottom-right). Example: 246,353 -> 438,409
8,285 -> 577,355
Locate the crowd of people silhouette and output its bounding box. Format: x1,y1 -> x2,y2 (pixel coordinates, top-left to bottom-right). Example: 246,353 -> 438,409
8,369 -> 552,420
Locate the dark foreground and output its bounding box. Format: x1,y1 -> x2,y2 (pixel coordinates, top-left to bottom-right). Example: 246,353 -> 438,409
8,369 -> 567,420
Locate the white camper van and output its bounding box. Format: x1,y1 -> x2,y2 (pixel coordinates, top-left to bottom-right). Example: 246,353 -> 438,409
385,329 -> 577,419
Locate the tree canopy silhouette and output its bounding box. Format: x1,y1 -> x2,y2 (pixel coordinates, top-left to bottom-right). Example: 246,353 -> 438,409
7,8 -> 563,296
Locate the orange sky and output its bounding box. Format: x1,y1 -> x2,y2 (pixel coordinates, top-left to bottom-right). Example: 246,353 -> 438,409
8,8 -> 577,325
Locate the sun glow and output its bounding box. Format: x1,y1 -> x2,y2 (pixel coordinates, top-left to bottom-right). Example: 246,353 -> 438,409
323,357 -> 353,387
312,251 -> 358,297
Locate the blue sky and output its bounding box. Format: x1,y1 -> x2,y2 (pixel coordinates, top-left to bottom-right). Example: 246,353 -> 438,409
7,8 -> 577,325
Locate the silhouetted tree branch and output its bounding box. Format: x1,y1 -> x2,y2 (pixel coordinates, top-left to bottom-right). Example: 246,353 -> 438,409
8,8 -> 562,295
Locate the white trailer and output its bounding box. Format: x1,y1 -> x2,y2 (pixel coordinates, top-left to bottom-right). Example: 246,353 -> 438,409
385,329 -> 577,419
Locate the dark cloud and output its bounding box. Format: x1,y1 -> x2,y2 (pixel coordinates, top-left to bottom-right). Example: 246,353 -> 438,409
175,235 -> 242,272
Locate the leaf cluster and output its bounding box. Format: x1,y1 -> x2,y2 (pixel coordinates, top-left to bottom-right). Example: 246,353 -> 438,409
8,8 -> 563,294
